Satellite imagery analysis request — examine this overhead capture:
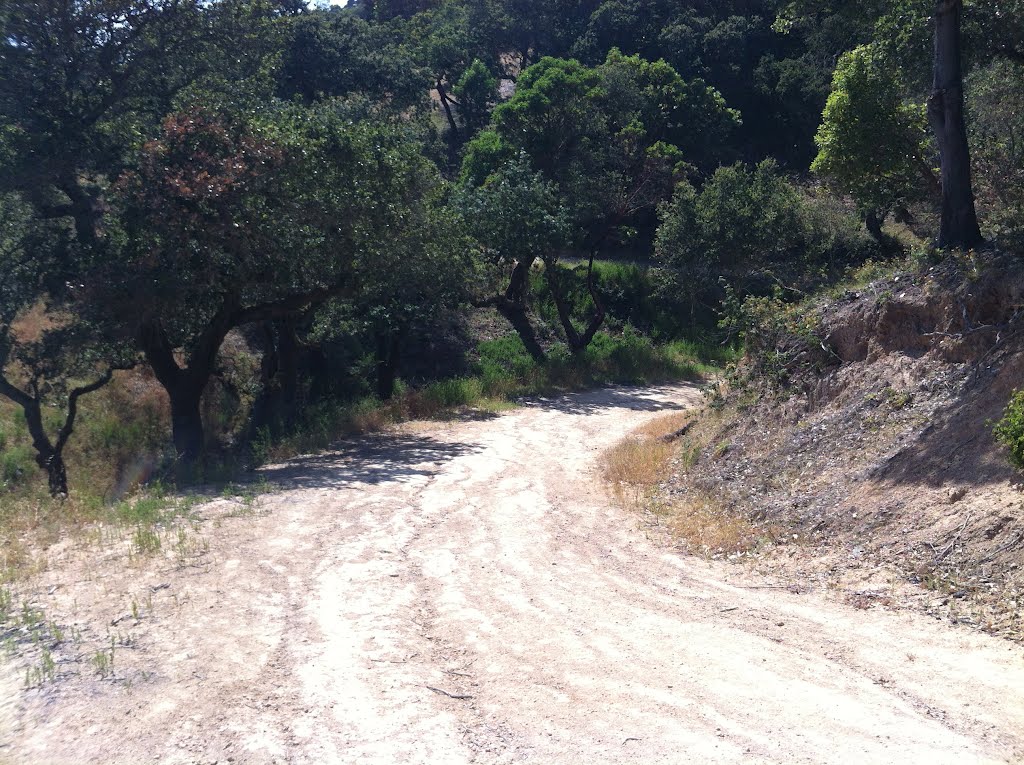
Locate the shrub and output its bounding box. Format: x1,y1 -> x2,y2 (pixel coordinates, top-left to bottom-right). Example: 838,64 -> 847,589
993,389 -> 1024,470
656,161 -> 879,315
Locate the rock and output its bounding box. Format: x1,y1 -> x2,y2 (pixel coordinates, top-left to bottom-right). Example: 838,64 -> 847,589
947,487 -> 968,504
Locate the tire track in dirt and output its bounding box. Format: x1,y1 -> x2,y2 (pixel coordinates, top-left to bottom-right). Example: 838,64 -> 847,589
3,384 -> 1023,764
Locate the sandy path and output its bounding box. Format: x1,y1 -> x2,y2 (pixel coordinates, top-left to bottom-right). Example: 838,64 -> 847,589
3,384 -> 1024,764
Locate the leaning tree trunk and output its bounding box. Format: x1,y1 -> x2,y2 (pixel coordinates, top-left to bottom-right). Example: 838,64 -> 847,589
929,0 -> 983,249
498,259 -> 547,363
495,299 -> 547,363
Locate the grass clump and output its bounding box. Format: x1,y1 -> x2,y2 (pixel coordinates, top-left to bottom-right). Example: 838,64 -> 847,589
603,410 -> 770,560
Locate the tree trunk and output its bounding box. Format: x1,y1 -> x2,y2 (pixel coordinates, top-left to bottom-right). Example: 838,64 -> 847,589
375,331 -> 402,400
138,315 -> 224,465
491,259 -> 546,363
436,79 -> 460,138
1,368 -> 116,497
168,383 -> 204,463
495,300 -> 547,363
546,256 -> 606,355
865,209 -> 885,243
929,0 -> 984,249
46,455 -> 69,498
21,397 -> 66,496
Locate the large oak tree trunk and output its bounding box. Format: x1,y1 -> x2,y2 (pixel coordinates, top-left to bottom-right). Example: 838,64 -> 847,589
168,383 -> 205,463
929,0 -> 983,249
139,317 -> 223,465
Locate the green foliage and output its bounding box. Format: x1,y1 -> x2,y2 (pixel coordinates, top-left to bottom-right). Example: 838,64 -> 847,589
993,389 -> 1024,470
276,10 -> 428,109
719,288 -> 830,388
453,58 -> 499,134
597,48 -> 740,173
811,44 -> 932,216
656,161 -> 878,301
967,60 -> 1024,249
458,153 -> 570,274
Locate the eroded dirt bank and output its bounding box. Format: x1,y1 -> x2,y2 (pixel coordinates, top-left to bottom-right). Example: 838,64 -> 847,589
2,384 -> 1023,764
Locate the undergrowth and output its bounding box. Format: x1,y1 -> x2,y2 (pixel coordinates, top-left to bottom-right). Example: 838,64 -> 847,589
253,328 -> 727,465
0,329 -> 728,581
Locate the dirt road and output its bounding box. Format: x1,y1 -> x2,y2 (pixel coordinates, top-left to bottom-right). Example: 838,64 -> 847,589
3,384 -> 1024,764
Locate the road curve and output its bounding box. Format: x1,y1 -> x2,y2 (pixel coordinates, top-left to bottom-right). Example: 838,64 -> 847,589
5,384 -> 1024,764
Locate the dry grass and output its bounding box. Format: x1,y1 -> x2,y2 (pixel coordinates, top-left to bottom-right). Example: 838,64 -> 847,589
603,410 -> 769,559
667,491 -> 770,559
602,412 -> 691,507
602,437 -> 674,507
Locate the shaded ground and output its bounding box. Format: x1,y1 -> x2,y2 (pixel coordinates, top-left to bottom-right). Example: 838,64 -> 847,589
1,384 -> 1023,764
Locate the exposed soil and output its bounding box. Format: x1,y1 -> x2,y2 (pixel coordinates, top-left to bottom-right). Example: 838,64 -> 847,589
670,257 -> 1024,639
2,384 -> 1023,764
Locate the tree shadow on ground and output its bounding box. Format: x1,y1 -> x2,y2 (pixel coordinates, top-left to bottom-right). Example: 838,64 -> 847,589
522,385 -> 692,417
256,432 -> 481,490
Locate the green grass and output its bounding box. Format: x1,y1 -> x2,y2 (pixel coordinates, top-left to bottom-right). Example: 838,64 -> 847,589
257,329 -> 728,466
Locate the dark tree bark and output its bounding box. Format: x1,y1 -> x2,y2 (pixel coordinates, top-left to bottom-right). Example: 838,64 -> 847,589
865,209 -> 885,243
138,285 -> 348,464
248,317 -> 306,438
545,254 -> 606,355
0,368 -> 120,497
929,0 -> 984,249
374,330 -> 402,400
489,259 -> 547,363
436,79 -> 460,139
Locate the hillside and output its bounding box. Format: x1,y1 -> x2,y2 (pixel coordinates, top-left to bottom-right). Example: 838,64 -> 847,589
665,253 -> 1024,640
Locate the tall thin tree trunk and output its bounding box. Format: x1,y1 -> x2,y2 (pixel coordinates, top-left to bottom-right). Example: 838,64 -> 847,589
436,80 -> 460,138
929,0 -> 983,249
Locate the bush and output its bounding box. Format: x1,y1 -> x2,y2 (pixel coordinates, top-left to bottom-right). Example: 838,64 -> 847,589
993,389 -> 1024,470
656,161 -> 879,315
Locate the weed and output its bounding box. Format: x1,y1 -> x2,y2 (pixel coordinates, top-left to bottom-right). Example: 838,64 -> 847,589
0,587 -> 11,622
884,387 -> 914,410
993,388 -> 1024,469
24,648 -> 56,688
603,437 -> 675,507
92,644 -> 114,678
131,526 -> 161,556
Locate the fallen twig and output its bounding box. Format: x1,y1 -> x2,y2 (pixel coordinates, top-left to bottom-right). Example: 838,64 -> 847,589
660,422 -> 694,443
425,685 -> 474,700
935,513 -> 973,563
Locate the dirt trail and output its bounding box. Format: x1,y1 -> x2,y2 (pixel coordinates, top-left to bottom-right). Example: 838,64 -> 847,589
3,384 -> 1024,764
